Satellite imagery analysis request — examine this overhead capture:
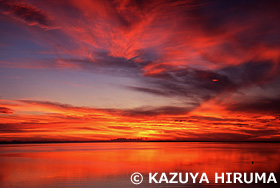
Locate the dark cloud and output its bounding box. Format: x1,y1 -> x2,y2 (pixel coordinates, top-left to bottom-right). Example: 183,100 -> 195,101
125,67 -> 236,107
0,106 -> 14,114
124,85 -> 172,96
229,96 -> 280,114
0,123 -> 44,133
0,0 -> 53,28
121,106 -> 191,116
221,61 -> 276,86
188,115 -> 246,122
58,51 -> 142,77
0,128 -> 43,133
241,129 -> 279,137
125,60 -> 279,114
19,99 -> 103,113
19,99 -> 190,117
189,0 -> 280,48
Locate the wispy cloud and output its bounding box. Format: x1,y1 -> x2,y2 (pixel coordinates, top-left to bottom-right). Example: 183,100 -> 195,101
0,0 -> 55,29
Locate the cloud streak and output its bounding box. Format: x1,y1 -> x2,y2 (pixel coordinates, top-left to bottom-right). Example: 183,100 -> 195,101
0,0 -> 54,29
0,99 -> 279,142
0,107 -> 14,114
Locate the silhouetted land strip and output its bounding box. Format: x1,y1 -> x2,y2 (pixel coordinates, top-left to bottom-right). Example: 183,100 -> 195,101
0,139 -> 279,145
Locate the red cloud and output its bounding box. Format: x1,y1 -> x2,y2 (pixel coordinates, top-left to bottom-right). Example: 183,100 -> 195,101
0,107 -> 14,114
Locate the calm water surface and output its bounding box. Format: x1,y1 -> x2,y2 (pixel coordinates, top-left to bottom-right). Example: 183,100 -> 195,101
0,142 -> 279,188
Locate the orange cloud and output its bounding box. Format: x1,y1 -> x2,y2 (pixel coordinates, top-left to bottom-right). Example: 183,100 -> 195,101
0,99 -> 279,142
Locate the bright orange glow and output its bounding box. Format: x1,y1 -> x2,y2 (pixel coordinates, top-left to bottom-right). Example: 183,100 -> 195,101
0,98 -> 279,142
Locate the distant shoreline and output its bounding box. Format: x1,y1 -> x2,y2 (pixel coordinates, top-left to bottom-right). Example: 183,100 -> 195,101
0,140 -> 279,145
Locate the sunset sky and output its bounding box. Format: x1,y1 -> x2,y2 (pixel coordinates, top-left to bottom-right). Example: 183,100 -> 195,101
0,0 -> 279,142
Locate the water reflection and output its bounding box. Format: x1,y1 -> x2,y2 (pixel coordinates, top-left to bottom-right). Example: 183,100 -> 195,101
0,142 -> 279,187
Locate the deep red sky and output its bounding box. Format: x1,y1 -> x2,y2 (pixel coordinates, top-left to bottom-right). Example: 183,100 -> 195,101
0,0 -> 279,142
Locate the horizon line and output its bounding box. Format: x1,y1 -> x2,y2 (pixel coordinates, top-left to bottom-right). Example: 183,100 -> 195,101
1,140 -> 279,145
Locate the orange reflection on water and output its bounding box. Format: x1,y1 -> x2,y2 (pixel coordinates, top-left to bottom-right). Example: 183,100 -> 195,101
0,142 -> 279,187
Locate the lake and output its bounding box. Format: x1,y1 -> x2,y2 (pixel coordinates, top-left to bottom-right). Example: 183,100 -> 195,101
0,142 -> 279,187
